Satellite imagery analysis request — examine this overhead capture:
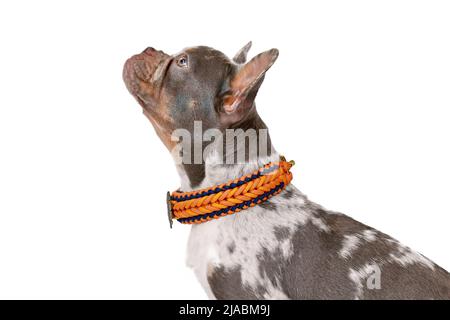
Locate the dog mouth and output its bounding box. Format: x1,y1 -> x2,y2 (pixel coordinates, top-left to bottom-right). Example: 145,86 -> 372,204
122,47 -> 171,103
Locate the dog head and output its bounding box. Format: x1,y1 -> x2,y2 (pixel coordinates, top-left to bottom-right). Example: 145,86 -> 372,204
123,43 -> 279,151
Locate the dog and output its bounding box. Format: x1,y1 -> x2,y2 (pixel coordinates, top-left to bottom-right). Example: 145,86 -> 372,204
123,42 -> 450,299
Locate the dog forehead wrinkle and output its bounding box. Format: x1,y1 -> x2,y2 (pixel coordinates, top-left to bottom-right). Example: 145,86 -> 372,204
185,46 -> 231,63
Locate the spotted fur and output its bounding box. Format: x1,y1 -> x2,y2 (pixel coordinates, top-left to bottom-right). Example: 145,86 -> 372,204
123,43 -> 450,300
182,151 -> 450,299
184,155 -> 450,299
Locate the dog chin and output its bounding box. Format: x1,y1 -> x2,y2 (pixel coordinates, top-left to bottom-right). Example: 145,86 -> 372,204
135,94 -> 157,110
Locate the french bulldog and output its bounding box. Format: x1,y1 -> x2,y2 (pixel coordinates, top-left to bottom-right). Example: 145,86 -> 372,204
123,42 -> 450,299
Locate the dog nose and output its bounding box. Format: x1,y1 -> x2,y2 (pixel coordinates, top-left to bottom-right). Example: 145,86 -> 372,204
143,47 -> 156,55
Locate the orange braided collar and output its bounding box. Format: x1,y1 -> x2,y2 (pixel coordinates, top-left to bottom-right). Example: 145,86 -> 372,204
166,156 -> 295,227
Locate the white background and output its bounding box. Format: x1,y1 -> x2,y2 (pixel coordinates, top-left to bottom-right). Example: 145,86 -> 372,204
0,0 -> 449,299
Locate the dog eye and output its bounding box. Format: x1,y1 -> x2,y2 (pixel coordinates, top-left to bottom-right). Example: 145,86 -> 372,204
176,55 -> 188,68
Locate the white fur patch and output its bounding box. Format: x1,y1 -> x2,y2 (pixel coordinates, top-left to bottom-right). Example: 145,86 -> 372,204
340,235 -> 361,259
279,238 -> 294,259
339,229 -> 378,259
389,244 -> 435,270
362,229 -> 377,242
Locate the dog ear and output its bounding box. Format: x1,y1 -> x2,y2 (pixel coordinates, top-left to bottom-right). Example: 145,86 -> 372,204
232,41 -> 252,64
221,48 -> 279,123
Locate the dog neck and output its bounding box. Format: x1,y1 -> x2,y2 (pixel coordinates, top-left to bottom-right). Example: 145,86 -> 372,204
173,111 -> 279,192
